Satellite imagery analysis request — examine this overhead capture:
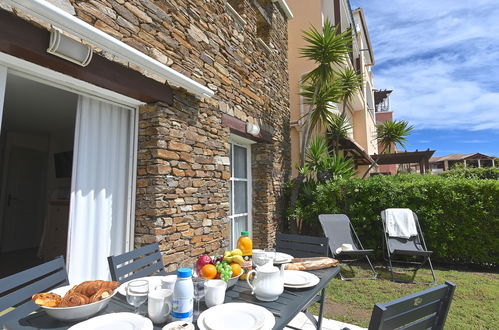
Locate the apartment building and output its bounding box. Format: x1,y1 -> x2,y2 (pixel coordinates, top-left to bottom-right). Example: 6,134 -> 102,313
287,0 -> 378,176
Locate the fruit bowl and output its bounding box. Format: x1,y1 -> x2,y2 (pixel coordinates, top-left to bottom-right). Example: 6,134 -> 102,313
226,273 -> 242,289
41,285 -> 117,321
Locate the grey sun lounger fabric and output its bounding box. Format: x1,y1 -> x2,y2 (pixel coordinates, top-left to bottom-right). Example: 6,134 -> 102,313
319,214 -> 376,280
381,210 -> 436,284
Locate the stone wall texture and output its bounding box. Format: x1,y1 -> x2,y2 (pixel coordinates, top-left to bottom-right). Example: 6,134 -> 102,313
4,0 -> 290,270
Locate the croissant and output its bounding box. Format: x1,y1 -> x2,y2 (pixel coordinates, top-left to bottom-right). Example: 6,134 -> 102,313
89,288 -> 114,303
60,292 -> 90,307
32,292 -> 62,307
73,280 -> 119,297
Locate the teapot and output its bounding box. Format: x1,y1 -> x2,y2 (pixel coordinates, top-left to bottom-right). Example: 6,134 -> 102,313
246,263 -> 285,301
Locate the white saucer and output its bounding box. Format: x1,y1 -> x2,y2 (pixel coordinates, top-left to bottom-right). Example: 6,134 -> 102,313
283,270 -> 311,286
273,252 -> 293,264
284,271 -> 320,289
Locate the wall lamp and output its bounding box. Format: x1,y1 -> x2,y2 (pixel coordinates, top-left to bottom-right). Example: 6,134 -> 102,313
246,122 -> 261,136
47,29 -> 93,67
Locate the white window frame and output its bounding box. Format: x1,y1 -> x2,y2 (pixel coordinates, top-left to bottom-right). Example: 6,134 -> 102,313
229,134 -> 255,249
0,51 -> 142,253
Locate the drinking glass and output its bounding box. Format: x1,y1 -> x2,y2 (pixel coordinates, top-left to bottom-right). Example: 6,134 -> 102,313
126,279 -> 149,314
265,248 -> 276,263
193,278 -> 206,320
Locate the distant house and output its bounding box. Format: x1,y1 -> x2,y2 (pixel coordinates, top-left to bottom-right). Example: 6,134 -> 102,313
430,153 -> 497,173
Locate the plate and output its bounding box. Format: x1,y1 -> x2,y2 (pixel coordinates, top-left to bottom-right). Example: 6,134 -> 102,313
273,252 -> 293,264
283,270 -> 311,286
284,271 -> 320,289
118,276 -> 164,295
197,303 -> 274,330
68,312 -> 153,330
204,303 -> 265,330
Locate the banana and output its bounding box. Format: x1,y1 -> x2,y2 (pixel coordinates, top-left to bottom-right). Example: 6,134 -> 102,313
224,255 -> 234,263
231,255 -> 244,265
224,251 -> 231,258
230,249 -> 243,256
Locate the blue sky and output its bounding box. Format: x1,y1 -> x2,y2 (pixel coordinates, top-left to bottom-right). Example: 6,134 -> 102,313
351,0 -> 499,156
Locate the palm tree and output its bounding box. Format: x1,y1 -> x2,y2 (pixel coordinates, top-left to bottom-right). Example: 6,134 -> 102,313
361,120 -> 414,178
336,67 -> 363,116
287,19 -> 353,233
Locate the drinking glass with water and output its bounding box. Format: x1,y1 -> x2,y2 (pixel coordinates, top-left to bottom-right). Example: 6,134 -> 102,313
126,279 -> 149,314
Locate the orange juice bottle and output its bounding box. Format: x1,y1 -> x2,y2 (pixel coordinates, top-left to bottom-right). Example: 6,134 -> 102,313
237,231 -> 252,280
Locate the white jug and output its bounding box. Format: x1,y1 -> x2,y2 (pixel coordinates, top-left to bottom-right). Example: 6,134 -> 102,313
246,264 -> 285,301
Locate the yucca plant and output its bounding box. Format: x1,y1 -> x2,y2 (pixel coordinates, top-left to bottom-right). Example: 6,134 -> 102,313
300,136 -> 355,182
362,120 -> 414,178
337,67 -> 363,116
327,113 -> 353,154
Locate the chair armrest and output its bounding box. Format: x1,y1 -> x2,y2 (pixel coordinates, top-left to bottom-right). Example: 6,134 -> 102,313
392,249 -> 432,257
337,249 -> 374,256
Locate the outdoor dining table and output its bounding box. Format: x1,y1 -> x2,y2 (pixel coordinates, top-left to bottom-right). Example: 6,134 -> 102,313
4,266 -> 340,330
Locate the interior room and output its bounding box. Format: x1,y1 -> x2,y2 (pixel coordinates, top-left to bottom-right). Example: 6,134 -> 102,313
0,73 -> 77,277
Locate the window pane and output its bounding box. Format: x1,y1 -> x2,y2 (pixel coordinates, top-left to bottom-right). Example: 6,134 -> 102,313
233,216 -> 248,238
233,145 -> 247,178
234,181 -> 247,214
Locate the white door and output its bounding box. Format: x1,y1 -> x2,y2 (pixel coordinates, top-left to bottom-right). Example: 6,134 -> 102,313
1,147 -> 47,252
229,141 -> 252,248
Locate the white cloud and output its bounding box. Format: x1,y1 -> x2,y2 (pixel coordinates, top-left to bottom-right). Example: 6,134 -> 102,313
352,0 -> 499,131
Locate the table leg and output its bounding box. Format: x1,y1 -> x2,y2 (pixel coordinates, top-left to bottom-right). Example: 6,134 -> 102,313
317,287 -> 326,329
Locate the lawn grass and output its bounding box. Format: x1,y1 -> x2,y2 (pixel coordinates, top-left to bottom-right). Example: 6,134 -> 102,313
313,264 -> 499,329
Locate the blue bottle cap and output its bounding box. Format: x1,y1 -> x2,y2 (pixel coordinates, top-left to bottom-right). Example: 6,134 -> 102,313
177,267 -> 192,278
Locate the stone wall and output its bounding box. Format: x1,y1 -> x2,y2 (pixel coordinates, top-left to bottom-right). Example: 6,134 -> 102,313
4,0 -> 290,270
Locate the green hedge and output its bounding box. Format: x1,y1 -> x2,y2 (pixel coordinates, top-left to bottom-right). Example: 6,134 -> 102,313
289,174 -> 499,267
440,166 -> 499,180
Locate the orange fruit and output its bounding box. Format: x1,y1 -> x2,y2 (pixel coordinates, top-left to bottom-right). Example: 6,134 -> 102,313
201,264 -> 217,279
230,263 -> 242,277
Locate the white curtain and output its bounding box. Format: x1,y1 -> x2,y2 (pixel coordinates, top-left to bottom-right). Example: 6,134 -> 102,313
67,95 -> 133,284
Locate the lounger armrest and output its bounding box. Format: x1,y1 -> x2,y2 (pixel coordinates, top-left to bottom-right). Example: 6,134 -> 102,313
392,249 -> 432,257
337,249 -> 374,256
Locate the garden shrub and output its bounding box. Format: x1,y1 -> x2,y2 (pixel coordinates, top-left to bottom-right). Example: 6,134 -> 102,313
440,166 -> 499,180
289,174 -> 499,267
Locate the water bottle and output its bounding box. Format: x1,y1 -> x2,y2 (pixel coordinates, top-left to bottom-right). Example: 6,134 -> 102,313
171,267 -> 194,322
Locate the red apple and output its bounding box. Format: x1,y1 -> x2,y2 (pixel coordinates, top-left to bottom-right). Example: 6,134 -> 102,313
196,255 -> 212,273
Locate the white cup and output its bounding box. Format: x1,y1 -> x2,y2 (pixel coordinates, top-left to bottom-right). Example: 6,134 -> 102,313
160,275 -> 177,291
148,288 -> 172,324
204,280 -> 227,308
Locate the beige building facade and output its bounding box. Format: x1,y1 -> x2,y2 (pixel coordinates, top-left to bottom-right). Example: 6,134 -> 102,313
287,0 -> 378,176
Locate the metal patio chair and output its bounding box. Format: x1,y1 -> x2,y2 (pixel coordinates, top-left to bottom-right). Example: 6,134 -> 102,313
319,214 -> 377,280
108,242 -> 166,283
381,209 -> 437,284
275,233 -> 330,330
368,281 -> 456,329
0,256 -> 68,325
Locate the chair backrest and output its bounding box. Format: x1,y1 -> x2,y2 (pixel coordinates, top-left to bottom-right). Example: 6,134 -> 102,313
108,242 -> 166,283
318,214 -> 361,254
0,256 -> 68,324
275,233 -> 329,258
368,281 -> 456,330
381,210 -> 428,253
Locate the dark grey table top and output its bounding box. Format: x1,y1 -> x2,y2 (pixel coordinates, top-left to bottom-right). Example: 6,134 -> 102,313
4,267 -> 340,330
